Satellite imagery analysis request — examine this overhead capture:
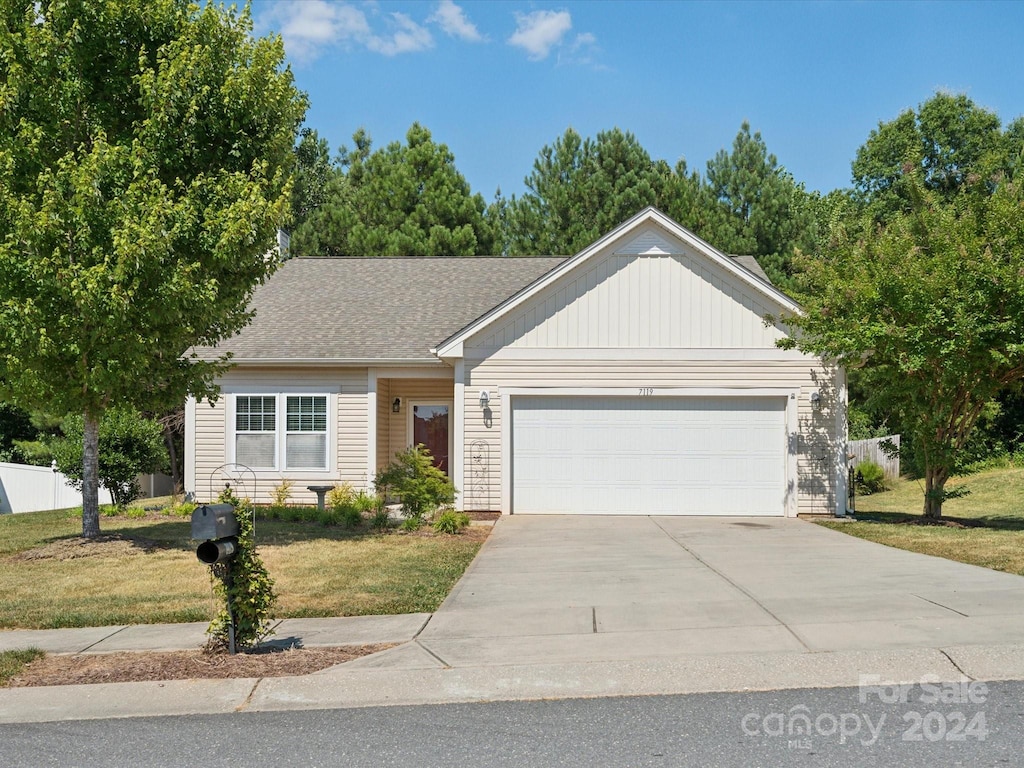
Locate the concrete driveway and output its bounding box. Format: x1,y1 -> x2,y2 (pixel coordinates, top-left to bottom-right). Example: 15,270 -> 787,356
405,516 -> 1024,669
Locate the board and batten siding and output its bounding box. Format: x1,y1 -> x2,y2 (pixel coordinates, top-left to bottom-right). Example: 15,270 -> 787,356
459,356 -> 841,515
474,251 -> 787,352
191,367 -> 369,505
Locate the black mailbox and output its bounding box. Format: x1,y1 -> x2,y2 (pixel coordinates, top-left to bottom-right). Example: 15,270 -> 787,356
191,504 -> 240,564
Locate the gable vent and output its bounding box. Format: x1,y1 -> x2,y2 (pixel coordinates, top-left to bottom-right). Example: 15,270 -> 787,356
614,230 -> 682,256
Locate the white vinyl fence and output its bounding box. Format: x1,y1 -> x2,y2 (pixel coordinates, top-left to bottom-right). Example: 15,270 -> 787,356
0,462 -> 112,514
848,435 -> 901,480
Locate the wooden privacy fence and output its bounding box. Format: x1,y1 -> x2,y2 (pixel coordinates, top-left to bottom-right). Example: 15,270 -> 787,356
847,435 -> 901,479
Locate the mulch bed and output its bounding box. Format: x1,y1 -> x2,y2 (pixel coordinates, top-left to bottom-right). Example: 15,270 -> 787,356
10,533 -> 169,562
5,644 -> 393,687
893,516 -> 984,528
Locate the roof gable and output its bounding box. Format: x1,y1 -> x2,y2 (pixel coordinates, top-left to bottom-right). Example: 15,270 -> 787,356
198,256 -> 565,363
435,208 -> 799,357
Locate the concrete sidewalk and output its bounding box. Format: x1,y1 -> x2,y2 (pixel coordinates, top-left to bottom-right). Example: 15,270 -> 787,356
0,614 -> 431,655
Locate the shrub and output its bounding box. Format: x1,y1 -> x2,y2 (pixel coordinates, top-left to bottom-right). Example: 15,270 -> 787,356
172,501 -> 197,518
855,460 -> 888,495
354,490 -> 380,515
374,445 -> 457,524
369,508 -> 391,530
51,408 -> 167,510
433,510 -> 470,534
317,508 -> 342,527
270,480 -> 292,511
400,515 -> 423,531
326,483 -> 355,510
125,507 -> 147,519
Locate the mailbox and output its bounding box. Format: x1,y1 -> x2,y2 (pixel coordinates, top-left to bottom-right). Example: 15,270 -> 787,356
191,504 -> 240,565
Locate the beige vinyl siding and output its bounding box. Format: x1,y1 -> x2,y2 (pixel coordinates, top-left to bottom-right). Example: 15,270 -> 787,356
376,378 -> 391,472
193,367 -> 369,505
474,251 -> 787,351
461,356 -> 840,515
381,378 -> 455,468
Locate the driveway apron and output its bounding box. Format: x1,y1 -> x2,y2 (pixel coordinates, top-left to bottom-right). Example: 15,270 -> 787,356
411,516 -> 1024,669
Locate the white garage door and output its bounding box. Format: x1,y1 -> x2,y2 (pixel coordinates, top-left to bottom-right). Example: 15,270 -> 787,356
511,396 -> 786,515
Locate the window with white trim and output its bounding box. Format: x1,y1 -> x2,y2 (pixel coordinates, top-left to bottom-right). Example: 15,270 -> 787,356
235,396 -> 277,469
233,394 -> 330,471
285,396 -> 327,469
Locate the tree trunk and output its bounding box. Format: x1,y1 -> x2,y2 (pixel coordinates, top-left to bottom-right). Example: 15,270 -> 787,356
163,421 -> 180,495
922,467 -> 946,519
81,411 -> 101,538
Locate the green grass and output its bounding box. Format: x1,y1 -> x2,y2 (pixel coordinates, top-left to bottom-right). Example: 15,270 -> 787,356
0,505 -> 484,630
0,648 -> 44,686
817,466 -> 1024,575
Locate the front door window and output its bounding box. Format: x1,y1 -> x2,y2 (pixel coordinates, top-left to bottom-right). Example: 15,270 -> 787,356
412,404 -> 450,474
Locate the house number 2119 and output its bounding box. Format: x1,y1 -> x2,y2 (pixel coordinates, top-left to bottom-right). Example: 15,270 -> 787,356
638,388 -> 654,396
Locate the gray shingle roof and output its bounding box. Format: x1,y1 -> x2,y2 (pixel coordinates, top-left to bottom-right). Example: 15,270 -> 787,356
199,257 -> 567,362
200,252 -> 774,363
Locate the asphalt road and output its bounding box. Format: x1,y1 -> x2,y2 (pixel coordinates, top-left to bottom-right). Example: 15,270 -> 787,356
3,682 -> 1022,767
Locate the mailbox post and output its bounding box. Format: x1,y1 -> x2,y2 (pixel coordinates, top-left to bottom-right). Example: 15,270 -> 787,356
192,504 -> 241,653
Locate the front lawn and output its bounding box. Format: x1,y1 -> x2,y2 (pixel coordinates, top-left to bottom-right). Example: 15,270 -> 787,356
816,466 -> 1024,575
0,505 -> 485,630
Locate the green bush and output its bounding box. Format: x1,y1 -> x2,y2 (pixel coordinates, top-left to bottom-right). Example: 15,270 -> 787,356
433,510 -> 470,534
400,515 -> 423,531
855,460 -> 888,495
326,483 -> 355,510
172,501 -> 197,518
369,508 -> 391,530
270,480 -> 292,511
51,408 -> 167,509
354,489 -> 381,515
374,445 -> 457,524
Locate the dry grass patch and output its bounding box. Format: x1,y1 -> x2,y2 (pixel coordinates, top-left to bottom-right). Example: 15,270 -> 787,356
818,466 -> 1024,575
0,508 -> 487,630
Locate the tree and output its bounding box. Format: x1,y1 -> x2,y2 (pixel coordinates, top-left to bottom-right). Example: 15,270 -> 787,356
291,123 -> 495,257
703,122 -> 817,290
289,127 -> 335,235
505,127 -> 676,255
779,172 -> 1024,518
852,92 -> 1010,218
51,408 -> 167,509
0,1 -> 306,537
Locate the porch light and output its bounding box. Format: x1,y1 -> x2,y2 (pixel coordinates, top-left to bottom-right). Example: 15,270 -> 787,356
479,390 -> 490,408
392,397 -> 401,413
810,392 -> 822,410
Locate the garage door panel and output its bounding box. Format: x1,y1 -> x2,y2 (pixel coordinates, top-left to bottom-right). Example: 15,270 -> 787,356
511,396 -> 786,515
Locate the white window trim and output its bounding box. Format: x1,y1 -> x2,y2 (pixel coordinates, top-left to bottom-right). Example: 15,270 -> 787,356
226,392 -> 337,477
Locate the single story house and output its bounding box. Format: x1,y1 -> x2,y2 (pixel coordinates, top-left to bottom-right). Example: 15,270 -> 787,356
185,208 -> 847,516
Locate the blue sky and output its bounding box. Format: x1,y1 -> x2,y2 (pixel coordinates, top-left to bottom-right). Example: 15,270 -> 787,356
252,0 -> 1024,200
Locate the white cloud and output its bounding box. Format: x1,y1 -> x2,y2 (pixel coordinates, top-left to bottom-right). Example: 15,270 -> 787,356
366,13 -> 435,56
428,0 -> 485,42
260,1 -> 434,63
508,9 -> 572,61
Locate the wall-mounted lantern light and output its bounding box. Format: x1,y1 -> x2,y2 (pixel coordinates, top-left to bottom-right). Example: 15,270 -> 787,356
392,397 -> 401,413
479,390 -> 490,408
810,392 -> 822,410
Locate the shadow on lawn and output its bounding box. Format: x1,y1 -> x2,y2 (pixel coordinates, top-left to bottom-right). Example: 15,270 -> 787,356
853,510 -> 1024,531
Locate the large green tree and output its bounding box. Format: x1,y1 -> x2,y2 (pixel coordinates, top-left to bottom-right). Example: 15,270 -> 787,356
0,1 -> 306,537
780,171 -> 1024,518
703,122 -> 817,290
504,127 -> 678,255
852,92 -> 1023,218
291,123 -> 495,257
